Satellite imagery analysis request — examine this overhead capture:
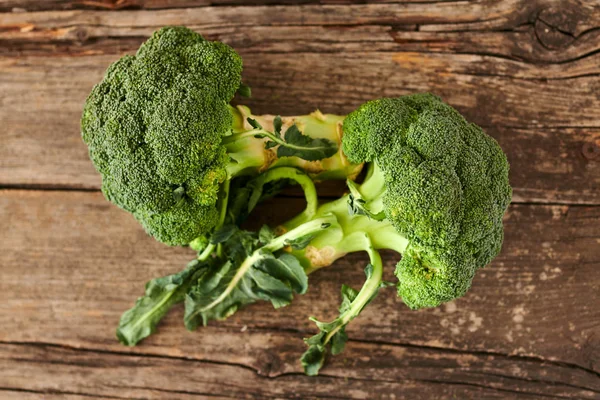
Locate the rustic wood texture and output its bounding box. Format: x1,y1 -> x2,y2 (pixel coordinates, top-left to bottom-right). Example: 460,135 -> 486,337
1,191 -> 599,399
0,0 -> 599,398
1,1 -> 600,203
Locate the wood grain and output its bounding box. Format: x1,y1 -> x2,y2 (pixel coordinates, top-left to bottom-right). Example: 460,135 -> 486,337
1,1 -> 599,398
1,1 -> 599,203
0,190 -> 598,398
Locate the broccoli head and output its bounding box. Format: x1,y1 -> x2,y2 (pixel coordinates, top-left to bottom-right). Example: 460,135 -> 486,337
342,93 -> 512,308
82,27 -> 240,245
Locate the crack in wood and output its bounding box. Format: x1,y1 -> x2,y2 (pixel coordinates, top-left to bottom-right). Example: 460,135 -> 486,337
2,337 -> 598,386
0,386 -> 137,399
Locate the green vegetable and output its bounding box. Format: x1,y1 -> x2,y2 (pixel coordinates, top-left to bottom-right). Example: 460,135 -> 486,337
188,93 -> 511,374
81,25 -> 511,377
81,26 -> 361,247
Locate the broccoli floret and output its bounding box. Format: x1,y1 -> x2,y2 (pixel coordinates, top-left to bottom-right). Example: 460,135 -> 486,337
82,26 -> 362,246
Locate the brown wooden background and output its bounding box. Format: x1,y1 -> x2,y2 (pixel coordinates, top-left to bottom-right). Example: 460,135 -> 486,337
1,0 -> 599,399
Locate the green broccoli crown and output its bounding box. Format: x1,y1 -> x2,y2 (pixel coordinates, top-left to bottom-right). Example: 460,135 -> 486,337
81,26 -> 242,245
343,93 -> 512,308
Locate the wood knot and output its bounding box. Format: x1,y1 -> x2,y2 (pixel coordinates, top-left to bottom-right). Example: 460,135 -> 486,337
582,142 -> 600,161
75,27 -> 89,43
534,6 -> 582,49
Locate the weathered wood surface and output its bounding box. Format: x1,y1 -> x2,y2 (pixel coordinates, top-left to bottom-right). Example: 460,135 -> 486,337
1,191 -> 599,399
1,0 -> 599,398
1,1 -> 600,203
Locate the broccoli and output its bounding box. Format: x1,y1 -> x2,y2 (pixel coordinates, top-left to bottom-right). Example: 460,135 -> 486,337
179,93 -> 511,374
81,26 -> 361,247
92,29 -> 512,374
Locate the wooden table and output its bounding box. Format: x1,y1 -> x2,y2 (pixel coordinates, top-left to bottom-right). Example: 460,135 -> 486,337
1,1 -> 599,399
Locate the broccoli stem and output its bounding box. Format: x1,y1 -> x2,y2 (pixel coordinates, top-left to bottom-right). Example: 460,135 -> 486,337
246,166 -> 319,229
224,105 -> 362,181
278,163 -> 409,273
323,237 -> 383,343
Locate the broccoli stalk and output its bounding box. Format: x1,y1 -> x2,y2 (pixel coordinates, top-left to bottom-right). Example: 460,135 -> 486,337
226,106 -> 358,181
259,164 -> 409,375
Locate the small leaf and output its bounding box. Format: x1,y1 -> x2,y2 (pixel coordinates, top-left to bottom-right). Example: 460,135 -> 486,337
264,140 -> 278,149
284,233 -> 317,250
209,224 -> 237,244
258,225 -> 275,244
347,191 -> 386,220
273,116 -> 283,138
301,345 -> 326,376
339,284 -> 359,314
247,117 -> 262,130
237,83 -> 251,98
330,330 -> 348,355
277,124 -> 338,161
255,253 -> 308,294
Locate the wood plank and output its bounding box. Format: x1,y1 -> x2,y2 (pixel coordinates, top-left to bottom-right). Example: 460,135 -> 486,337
1,0 -> 417,13
2,1 -> 600,63
1,341 -> 597,399
1,50 -> 599,202
0,189 -> 598,399
3,0 -> 596,14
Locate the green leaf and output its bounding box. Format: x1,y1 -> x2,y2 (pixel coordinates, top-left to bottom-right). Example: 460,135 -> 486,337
265,140 -> 278,149
301,344 -> 326,376
247,117 -> 262,130
347,194 -> 386,221
346,181 -> 386,221
116,258 -> 209,346
255,253 -> 308,294
277,124 -> 338,161
330,330 -> 348,355
339,284 -> 359,314
273,116 -> 283,138
237,83 -> 251,98
184,230 -> 308,330
258,225 -> 275,244
284,233 -> 317,250
209,224 -> 237,244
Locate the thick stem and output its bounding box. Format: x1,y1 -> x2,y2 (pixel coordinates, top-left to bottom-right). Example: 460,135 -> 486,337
281,163 -> 409,272
224,105 -> 363,181
249,167 -> 319,228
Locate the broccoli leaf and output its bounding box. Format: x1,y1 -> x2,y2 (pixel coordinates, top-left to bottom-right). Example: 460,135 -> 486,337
184,228 -> 308,330
278,124 -> 338,161
246,116 -> 338,161
237,83 -> 252,98
347,180 -> 386,221
272,116 -> 283,139
116,258 -> 209,346
284,233 -> 318,250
